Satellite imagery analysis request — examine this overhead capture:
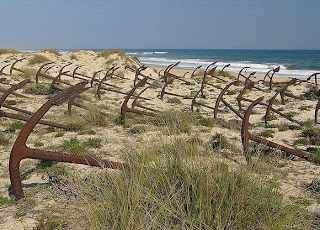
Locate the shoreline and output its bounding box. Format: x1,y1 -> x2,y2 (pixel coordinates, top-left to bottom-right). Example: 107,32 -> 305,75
11,49 -> 320,79
150,65 -> 293,83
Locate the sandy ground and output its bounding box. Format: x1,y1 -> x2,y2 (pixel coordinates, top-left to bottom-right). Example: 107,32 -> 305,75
0,50 -> 319,229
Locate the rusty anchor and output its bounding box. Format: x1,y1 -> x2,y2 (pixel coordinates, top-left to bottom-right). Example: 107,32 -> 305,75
213,81 -> 244,120
57,63 -> 73,80
159,62 -> 193,100
10,58 -> 27,75
49,72 -> 74,94
96,67 -> 151,101
157,69 -> 164,78
90,70 -> 104,87
0,62 -> 11,76
221,64 -> 230,73
241,97 -> 309,163
133,65 -> 148,87
72,65 -> 91,80
0,79 -> 66,129
125,65 -> 155,85
306,73 -> 319,86
35,63 -> 75,93
236,67 -> 250,81
35,62 -> 56,83
199,62 -> 228,98
9,83 -> 128,200
0,79 -> 29,99
261,66 -> 280,89
190,65 -> 202,78
48,63 -> 91,94
315,99 -> 320,124
190,89 -> 216,112
264,79 -> 304,126
121,77 -> 158,125
236,80 -> 304,126
163,62 -> 192,85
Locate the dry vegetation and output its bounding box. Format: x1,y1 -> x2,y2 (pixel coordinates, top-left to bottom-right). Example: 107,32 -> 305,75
43,49 -> 61,56
0,48 -> 21,55
0,50 -> 319,229
28,54 -> 50,65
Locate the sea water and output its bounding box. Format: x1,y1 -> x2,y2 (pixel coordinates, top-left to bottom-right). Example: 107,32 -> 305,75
19,49 -> 320,79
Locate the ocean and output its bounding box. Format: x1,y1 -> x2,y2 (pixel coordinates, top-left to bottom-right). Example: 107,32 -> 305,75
19,49 -> 320,79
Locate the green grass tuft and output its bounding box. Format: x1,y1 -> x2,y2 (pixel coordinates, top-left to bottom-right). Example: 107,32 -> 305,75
294,138 -> 310,146
301,126 -> 320,145
34,141 -> 44,147
59,137 -> 87,155
129,125 -> 146,134
54,132 -> 64,138
33,212 -> 68,230
28,54 -> 50,65
84,138 -> 102,149
0,196 -> 13,206
23,83 -> 49,95
301,86 -> 320,100
65,139 -> 307,229
78,130 -> 96,135
5,121 -> 24,133
259,129 -> 275,138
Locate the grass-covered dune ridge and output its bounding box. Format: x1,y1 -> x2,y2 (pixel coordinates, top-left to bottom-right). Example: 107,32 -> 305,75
64,139 -> 308,229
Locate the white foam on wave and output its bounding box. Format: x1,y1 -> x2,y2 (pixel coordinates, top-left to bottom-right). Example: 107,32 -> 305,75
154,51 -> 168,54
139,57 -> 315,79
17,49 -> 41,53
142,52 -> 153,55
57,50 -> 69,56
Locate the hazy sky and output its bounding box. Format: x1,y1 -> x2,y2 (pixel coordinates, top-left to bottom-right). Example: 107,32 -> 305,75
1,0 -> 319,50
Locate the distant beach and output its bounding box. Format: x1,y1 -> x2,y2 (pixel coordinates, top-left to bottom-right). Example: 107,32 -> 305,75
18,49 -> 320,79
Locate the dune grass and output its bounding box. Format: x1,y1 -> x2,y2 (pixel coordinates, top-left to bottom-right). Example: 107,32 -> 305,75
64,138 -> 308,229
0,48 -> 20,55
19,67 -> 37,79
43,49 -> 61,56
28,54 -> 50,65
70,54 -> 78,60
145,110 -> 195,135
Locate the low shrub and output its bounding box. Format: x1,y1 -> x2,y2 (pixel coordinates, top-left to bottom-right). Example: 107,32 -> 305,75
23,83 -> 49,95
28,54 -> 50,65
54,132 -> 64,138
167,97 -> 182,104
34,141 -> 44,147
84,138 -> 102,149
58,137 -> 86,155
300,86 -> 320,100
259,129 -> 275,138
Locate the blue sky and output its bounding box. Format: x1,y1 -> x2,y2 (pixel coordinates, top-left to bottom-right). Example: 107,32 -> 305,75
1,0 -> 319,49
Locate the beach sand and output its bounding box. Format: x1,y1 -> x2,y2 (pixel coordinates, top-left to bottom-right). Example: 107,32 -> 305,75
0,50 -> 319,228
